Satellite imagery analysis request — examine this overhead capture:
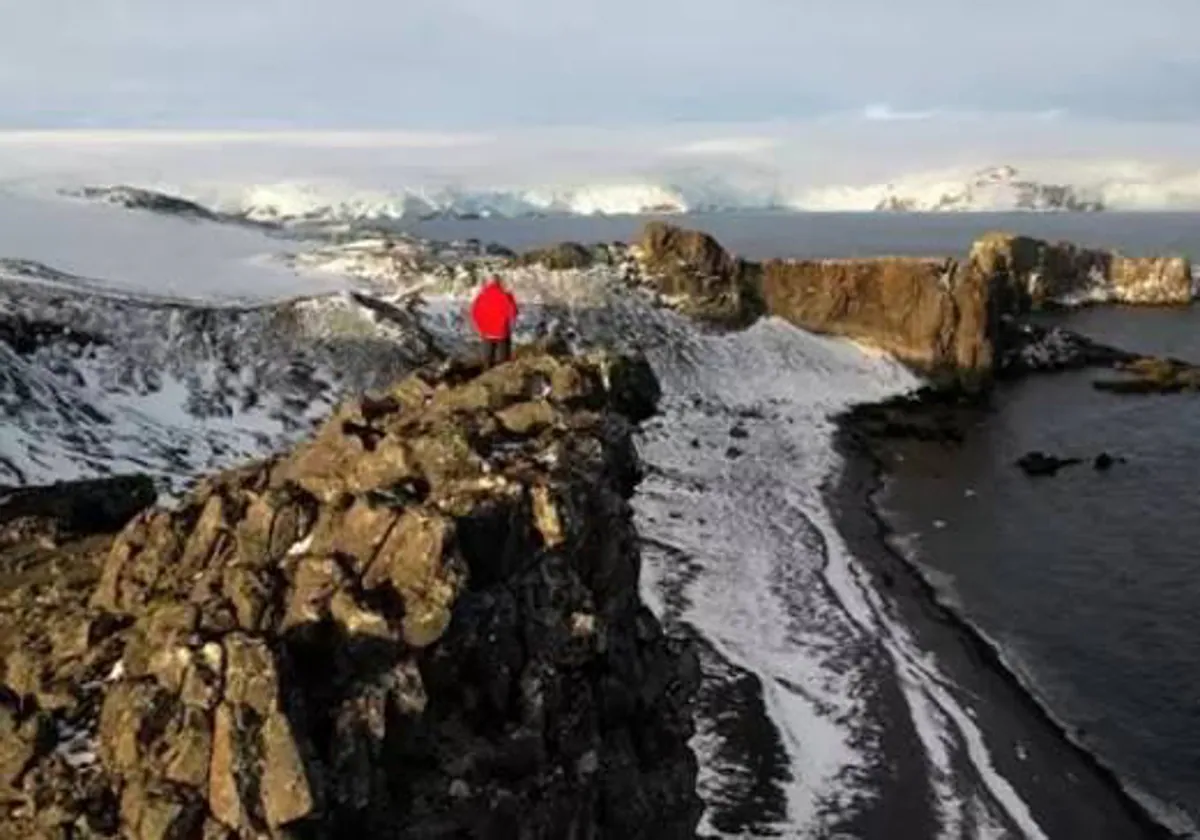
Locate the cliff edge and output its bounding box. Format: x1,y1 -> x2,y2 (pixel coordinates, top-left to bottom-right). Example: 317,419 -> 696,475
631,222 -> 1192,384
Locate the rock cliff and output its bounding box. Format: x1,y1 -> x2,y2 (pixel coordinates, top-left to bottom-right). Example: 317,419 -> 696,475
759,257 -> 998,381
0,351 -> 700,839
632,221 -> 764,327
629,222 -> 1192,385
970,232 -> 1194,308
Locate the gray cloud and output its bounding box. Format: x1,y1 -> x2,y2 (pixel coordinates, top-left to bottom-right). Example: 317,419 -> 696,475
1,0 -> 1198,126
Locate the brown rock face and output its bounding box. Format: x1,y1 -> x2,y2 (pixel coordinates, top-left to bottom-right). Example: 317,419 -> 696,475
634,221 -> 763,326
517,241 -> 598,271
971,232 -> 1193,308
638,223 -> 1191,385
760,257 -> 998,382
0,351 -> 700,839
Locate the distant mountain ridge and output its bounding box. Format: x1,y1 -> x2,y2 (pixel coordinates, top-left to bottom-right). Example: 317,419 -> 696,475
63,165 -> 1144,226
873,165 -> 1106,212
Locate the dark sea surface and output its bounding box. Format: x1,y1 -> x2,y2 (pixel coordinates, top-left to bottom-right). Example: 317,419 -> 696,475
877,304 -> 1200,831
415,212 -> 1200,834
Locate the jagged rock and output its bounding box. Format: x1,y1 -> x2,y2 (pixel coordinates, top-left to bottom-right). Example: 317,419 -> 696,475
0,351 -> 700,838
971,232 -> 1193,309
634,222 -> 764,327
996,319 -> 1135,376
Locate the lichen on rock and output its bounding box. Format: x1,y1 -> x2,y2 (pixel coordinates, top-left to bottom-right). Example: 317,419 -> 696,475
0,350 -> 700,839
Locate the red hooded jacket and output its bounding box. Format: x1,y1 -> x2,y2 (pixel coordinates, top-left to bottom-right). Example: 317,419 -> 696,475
470,280 -> 518,340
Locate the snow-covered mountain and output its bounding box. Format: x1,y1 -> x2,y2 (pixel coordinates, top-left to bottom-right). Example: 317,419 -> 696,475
870,165 -> 1105,212
50,158 -> 1200,226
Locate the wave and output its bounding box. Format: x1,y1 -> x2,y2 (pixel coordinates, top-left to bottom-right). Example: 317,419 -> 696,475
60,162 -> 1200,228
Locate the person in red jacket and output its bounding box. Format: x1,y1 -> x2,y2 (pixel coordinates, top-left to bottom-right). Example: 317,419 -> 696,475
470,275 -> 519,367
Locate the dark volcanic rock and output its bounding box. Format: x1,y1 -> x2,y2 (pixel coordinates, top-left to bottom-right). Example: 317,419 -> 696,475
1015,451 -> 1084,477
839,386 -> 987,447
996,320 -> 1135,376
0,475 -> 157,551
0,351 -> 700,839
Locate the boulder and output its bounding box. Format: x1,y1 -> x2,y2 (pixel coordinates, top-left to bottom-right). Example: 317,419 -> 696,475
633,222 -> 763,327
1,350 -> 701,839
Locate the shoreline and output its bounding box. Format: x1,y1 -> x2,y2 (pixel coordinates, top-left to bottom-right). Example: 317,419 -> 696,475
825,399 -> 1180,839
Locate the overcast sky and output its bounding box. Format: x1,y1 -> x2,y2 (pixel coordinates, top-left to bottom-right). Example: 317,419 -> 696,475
2,0 -> 1198,128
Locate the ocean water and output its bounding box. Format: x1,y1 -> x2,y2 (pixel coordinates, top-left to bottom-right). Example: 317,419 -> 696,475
5,194 -> 1200,837
878,304 -> 1200,833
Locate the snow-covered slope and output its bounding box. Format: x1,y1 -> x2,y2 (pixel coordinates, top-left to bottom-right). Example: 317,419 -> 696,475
0,269 -> 439,491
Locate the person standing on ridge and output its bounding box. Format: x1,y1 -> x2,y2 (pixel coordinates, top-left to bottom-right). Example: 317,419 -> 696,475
470,275 -> 519,368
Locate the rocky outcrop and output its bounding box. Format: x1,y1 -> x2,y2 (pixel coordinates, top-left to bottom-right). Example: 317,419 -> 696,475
971,232 -> 1194,308
0,352 -> 700,839
517,242 -> 602,271
760,257 -> 999,383
1092,355 -> 1200,393
633,222 -> 764,327
629,222 -> 1191,385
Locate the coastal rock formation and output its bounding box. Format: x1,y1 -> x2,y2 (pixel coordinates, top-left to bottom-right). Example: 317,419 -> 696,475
1015,451 -> 1084,477
517,242 -> 603,271
628,223 -> 1191,384
760,257 -> 998,382
632,222 -> 763,327
1092,355 -> 1200,393
0,351 -> 700,839
971,232 -> 1194,309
